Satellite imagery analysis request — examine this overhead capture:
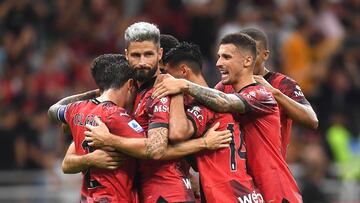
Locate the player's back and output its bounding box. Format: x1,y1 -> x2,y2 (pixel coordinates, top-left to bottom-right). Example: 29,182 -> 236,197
230,84 -> 302,203
186,103 -> 262,203
264,71 -> 310,159
133,82 -> 194,203
65,99 -> 140,202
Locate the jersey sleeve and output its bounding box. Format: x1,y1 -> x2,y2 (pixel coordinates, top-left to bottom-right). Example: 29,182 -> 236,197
278,77 -> 310,105
185,105 -> 212,138
235,86 -> 278,115
58,102 -> 78,124
107,111 -> 145,138
148,96 -> 170,130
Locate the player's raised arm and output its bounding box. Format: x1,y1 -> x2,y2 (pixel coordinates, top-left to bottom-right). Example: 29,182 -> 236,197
153,77 -> 247,114
48,89 -> 99,123
254,75 -> 318,129
84,117 -> 231,160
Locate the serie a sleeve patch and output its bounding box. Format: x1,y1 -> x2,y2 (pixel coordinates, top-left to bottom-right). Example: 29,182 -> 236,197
128,119 -> 144,133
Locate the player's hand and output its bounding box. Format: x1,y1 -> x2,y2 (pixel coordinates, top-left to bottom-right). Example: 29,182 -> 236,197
152,75 -> 187,99
203,122 -> 232,150
88,149 -> 125,170
84,116 -> 112,148
253,75 -> 275,91
154,73 -> 171,86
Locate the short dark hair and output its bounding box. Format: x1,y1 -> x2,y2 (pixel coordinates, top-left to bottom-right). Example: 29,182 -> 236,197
91,54 -> 133,91
163,42 -> 202,75
160,34 -> 180,59
240,28 -> 268,50
220,33 -> 257,62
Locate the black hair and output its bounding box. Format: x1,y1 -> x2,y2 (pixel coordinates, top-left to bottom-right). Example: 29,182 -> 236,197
220,33 -> 257,63
160,34 -> 180,59
90,54 -> 134,91
240,27 -> 268,50
163,42 -> 202,75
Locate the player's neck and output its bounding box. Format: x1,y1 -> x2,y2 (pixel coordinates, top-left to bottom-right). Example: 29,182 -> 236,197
97,89 -> 126,108
189,74 -> 208,88
232,75 -> 256,92
262,67 -> 270,76
258,66 -> 269,76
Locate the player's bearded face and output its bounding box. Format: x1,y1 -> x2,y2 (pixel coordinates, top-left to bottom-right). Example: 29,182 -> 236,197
133,64 -> 158,82
126,41 -> 162,82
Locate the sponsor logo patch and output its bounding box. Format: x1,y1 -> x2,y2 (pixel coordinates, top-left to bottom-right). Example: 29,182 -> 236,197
128,119 -> 144,133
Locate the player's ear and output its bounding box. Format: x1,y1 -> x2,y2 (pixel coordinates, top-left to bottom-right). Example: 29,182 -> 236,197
125,49 -> 129,60
244,54 -> 253,67
158,47 -> 163,62
263,49 -> 270,60
127,79 -> 134,90
180,64 -> 188,76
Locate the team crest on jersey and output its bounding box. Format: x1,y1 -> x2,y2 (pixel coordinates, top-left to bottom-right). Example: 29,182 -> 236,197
160,97 -> 168,104
128,119 -> 144,133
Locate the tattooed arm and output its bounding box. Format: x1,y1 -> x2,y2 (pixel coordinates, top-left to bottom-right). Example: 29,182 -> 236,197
153,78 -> 246,113
84,116 -> 169,160
48,89 -> 100,123
85,117 -> 230,160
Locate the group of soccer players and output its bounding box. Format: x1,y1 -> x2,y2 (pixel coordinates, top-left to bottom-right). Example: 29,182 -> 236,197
48,21 -> 318,203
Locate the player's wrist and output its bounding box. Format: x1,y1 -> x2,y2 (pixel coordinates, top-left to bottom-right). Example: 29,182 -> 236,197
83,153 -> 93,168
271,88 -> 281,98
202,137 -> 208,149
104,133 -> 115,147
180,79 -> 190,93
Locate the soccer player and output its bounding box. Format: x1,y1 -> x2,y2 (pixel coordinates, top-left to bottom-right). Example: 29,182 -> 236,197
161,42 -> 263,202
152,33 -> 303,203
215,28 -> 318,159
48,54 -> 142,202
122,22 -> 195,203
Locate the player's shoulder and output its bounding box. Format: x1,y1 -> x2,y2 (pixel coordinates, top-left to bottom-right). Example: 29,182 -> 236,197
107,107 -> 132,120
239,83 -> 275,102
66,100 -> 92,112
241,83 -> 271,94
269,72 -> 298,86
147,87 -> 170,103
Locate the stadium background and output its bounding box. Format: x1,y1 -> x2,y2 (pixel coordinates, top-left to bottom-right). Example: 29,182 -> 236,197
0,0 -> 359,202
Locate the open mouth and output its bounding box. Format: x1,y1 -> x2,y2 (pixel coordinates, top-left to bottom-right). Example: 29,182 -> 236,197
219,69 -> 229,79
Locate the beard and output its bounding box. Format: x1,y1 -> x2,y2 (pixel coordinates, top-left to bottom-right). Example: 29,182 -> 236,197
134,65 -> 158,82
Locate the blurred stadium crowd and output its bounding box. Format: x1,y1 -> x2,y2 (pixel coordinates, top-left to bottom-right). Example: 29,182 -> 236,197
0,0 -> 359,202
